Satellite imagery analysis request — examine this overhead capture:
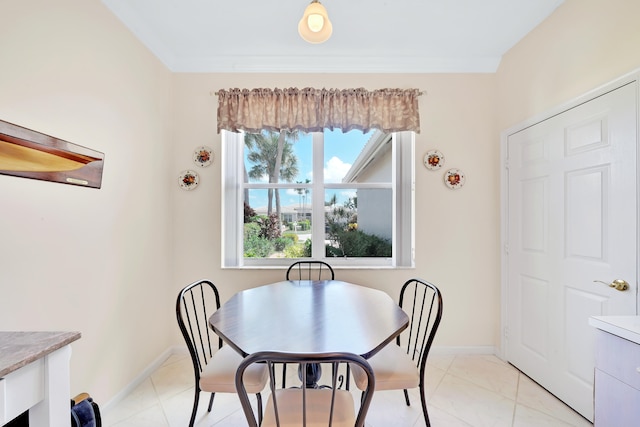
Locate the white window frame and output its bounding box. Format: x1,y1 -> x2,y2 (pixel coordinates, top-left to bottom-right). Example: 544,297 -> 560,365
221,130 -> 415,269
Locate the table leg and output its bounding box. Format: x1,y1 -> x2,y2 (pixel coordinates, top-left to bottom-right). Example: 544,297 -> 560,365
298,363 -> 322,388
29,344 -> 72,426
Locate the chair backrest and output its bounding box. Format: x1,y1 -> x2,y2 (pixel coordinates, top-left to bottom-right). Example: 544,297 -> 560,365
176,280 -> 222,380
286,261 -> 335,281
236,352 -> 375,427
397,278 -> 443,375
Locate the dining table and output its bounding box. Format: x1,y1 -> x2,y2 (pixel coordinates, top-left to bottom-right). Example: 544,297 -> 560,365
208,279 -> 409,387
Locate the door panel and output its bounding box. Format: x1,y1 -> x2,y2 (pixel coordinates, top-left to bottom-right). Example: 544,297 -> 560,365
565,166 -> 607,259
506,82 -> 638,421
520,274 -> 549,358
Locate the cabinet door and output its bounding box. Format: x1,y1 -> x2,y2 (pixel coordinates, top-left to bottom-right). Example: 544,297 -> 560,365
595,369 -> 640,426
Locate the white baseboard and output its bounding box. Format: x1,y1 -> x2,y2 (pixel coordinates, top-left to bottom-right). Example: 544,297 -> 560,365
102,346 -> 187,412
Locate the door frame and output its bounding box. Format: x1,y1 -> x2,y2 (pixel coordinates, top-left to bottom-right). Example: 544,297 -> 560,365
499,69 -> 640,360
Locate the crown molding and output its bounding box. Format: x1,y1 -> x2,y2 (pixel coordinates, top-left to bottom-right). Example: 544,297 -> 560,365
164,54 -> 501,74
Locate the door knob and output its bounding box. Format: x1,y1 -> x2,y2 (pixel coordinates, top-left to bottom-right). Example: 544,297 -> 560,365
593,279 -> 629,291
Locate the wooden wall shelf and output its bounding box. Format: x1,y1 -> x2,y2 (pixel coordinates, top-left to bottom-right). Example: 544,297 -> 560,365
0,119 -> 104,188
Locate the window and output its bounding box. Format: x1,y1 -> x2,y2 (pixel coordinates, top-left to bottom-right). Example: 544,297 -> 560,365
222,129 -> 414,268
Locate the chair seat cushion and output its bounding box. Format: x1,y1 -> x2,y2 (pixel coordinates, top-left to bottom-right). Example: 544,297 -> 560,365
351,344 -> 419,391
199,345 -> 268,393
262,388 -> 355,427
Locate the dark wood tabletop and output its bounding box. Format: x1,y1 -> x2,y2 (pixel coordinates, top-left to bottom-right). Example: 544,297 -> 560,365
209,280 -> 409,359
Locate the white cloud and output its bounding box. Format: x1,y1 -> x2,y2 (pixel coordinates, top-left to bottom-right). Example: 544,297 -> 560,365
324,156 -> 351,183
341,190 -> 357,199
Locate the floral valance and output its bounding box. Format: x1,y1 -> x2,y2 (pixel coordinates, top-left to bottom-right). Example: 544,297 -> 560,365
216,87 -> 422,134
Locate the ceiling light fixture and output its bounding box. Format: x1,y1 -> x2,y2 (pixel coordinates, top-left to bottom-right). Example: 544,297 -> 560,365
298,0 -> 332,44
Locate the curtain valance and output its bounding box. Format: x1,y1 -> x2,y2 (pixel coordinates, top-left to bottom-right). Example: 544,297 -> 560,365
216,87 -> 421,134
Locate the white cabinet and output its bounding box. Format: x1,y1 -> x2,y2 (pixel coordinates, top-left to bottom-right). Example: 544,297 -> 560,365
590,316 -> 640,426
0,332 -> 80,426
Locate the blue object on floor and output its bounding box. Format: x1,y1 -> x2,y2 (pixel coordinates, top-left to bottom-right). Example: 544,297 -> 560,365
71,396 -> 101,427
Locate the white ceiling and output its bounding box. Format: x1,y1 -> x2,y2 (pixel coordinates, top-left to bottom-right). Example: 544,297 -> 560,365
101,0 -> 564,73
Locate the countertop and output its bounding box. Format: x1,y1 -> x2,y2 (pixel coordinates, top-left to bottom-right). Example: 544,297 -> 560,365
589,316 -> 640,345
0,331 -> 81,377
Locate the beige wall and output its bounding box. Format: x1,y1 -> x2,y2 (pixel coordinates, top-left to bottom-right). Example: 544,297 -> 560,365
5,0 -> 638,408
171,73 -> 500,350
0,1 -> 500,405
0,0 -> 174,402
496,0 -> 640,130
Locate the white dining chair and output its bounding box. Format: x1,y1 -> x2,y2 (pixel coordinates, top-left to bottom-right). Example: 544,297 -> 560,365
236,351 -> 375,427
350,278 -> 443,427
176,279 -> 268,426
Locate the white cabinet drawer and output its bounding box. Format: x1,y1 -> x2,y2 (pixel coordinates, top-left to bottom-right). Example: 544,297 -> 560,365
595,369 -> 640,426
595,329 -> 640,390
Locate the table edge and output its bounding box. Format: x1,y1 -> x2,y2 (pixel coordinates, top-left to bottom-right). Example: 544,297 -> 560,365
0,331 -> 81,377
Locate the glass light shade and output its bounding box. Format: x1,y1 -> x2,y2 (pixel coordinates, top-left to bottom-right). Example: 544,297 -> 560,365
307,14 -> 324,32
298,1 -> 332,44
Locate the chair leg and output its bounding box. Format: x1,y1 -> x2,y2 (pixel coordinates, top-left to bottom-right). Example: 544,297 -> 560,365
419,383 -> 431,427
207,392 -> 215,412
345,364 -> 351,390
335,363 -> 351,390
403,389 -> 411,406
281,363 -> 287,388
189,389 -> 201,427
256,393 -> 263,425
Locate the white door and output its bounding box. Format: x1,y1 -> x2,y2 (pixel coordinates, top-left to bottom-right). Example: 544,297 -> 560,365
505,82 -> 638,421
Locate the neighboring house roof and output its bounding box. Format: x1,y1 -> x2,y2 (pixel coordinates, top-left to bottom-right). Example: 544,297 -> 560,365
342,130 -> 391,183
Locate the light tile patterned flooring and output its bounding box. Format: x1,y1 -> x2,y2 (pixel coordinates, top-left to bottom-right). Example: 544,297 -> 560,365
102,352 -> 593,426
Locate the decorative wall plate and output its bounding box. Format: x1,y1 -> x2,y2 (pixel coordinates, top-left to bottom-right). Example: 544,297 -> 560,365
193,146 -> 213,167
444,168 -> 465,189
423,149 -> 445,170
179,170 -> 199,190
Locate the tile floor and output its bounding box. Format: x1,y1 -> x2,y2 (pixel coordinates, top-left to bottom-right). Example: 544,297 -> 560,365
102,352 -> 593,427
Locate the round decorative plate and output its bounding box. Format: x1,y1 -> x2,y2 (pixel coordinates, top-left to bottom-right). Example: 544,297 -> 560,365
193,146 -> 214,167
423,149 -> 445,170
444,168 -> 465,189
179,170 -> 200,190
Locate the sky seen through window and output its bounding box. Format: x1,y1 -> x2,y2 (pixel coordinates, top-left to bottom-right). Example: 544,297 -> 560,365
246,129 -> 373,210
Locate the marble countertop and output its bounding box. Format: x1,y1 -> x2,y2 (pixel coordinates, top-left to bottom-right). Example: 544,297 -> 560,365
589,316 -> 640,345
0,331 -> 81,377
